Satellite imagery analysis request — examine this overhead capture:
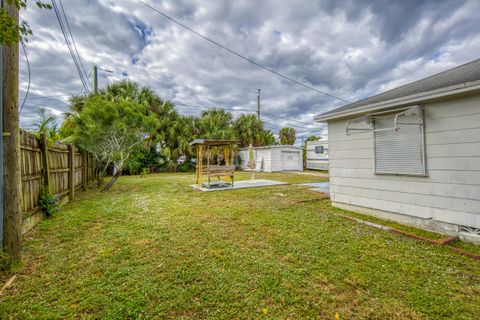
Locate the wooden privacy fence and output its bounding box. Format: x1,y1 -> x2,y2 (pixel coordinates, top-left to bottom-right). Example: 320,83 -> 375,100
19,129 -> 97,233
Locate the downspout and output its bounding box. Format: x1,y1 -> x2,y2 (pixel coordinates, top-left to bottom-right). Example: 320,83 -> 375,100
0,0 -> 4,250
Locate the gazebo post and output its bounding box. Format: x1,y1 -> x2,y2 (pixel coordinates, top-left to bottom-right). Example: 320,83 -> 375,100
206,146 -> 210,187
224,146 -> 231,184
190,139 -> 239,189
197,145 -> 203,187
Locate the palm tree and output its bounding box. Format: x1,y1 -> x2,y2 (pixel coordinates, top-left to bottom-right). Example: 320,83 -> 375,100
160,113 -> 200,170
233,114 -> 267,147
197,108 -> 235,140
279,127 -> 296,145
261,129 -> 278,145
32,107 -> 59,141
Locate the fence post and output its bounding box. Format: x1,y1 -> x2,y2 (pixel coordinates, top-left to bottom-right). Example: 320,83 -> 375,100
40,134 -> 51,192
82,152 -> 87,191
68,145 -> 74,200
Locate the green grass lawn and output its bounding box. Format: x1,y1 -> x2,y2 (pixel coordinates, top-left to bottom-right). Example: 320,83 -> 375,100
1,172 -> 479,319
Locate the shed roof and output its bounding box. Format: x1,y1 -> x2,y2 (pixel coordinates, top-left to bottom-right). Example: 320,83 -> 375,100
239,145 -> 302,151
315,58 -> 480,122
189,139 -> 240,146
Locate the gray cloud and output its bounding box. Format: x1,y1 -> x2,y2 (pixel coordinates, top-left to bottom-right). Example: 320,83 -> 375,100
18,0 -> 480,143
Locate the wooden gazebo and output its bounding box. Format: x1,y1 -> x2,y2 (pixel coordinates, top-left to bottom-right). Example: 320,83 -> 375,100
190,139 -> 239,188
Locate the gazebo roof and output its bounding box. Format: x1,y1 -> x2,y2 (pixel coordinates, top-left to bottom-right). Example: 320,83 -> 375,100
190,139 -> 240,146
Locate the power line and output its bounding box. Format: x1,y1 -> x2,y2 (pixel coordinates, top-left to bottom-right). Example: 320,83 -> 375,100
136,0 -> 350,103
51,0 -> 89,93
174,102 -> 314,130
261,111 -> 314,126
57,0 -> 92,90
19,41 -> 31,115
254,113 -> 314,130
52,0 -> 88,92
175,102 -> 315,127
18,92 -> 82,100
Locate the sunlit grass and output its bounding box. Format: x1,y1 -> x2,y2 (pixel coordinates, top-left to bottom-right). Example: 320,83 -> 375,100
0,172 -> 478,319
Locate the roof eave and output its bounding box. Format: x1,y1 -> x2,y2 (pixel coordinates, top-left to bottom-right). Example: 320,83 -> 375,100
314,80 -> 480,122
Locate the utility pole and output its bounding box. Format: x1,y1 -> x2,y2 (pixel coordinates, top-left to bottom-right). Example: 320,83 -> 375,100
93,65 -> 98,93
91,65 -> 113,93
0,0 -> 4,251
257,89 -> 261,120
2,0 -> 22,263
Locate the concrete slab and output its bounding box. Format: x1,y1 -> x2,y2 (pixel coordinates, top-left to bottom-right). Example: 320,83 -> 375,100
296,182 -> 330,193
191,179 -> 287,192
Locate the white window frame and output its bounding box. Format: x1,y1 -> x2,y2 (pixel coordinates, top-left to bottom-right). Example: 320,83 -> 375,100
314,145 -> 324,154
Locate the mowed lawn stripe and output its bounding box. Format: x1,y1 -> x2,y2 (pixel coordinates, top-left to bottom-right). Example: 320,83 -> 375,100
0,173 -> 479,319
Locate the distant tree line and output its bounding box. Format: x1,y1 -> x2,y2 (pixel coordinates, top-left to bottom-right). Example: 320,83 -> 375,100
30,80 -> 299,191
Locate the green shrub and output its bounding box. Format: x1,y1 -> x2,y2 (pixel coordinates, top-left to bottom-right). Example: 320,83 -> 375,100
140,167 -> 149,177
235,154 -> 243,168
124,148 -> 166,175
177,163 -> 189,172
38,188 -> 60,217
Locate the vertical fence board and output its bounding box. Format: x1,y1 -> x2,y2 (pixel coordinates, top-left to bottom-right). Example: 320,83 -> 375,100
82,152 -> 88,191
19,130 -> 96,233
68,145 -> 74,200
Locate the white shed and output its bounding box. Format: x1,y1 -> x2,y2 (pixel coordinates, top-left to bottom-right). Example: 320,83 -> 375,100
314,58 -> 480,243
238,145 -> 303,172
306,139 -> 329,170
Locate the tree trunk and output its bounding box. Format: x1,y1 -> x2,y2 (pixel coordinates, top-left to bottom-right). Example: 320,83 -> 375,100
2,3 -> 22,264
101,164 -> 121,192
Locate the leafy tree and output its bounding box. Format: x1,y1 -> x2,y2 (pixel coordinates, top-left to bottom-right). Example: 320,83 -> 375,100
73,95 -> 158,191
306,135 -> 319,142
279,127 -> 296,145
67,95 -> 86,114
0,0 -> 51,46
62,80 -> 195,174
124,147 -> 164,175
58,114 -> 76,139
60,81 -> 170,139
232,114 -> 267,147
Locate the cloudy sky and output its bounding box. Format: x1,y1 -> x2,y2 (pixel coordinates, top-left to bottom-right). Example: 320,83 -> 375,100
19,0 -> 480,144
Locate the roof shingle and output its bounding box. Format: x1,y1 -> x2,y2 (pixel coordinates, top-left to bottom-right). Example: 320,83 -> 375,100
318,58 -> 480,118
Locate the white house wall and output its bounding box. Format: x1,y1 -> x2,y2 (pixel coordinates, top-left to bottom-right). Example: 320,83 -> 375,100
328,94 -> 480,234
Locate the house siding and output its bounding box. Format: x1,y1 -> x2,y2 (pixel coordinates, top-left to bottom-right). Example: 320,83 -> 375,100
328,94 -> 480,235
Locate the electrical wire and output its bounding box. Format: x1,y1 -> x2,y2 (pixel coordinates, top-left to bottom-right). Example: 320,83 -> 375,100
261,111 -> 314,127
174,102 -> 314,130
87,67 -> 94,78
51,0 -> 89,93
52,0 -> 88,92
57,0 -> 92,90
19,41 -> 31,115
136,0 -> 350,103
18,92 -> 82,100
